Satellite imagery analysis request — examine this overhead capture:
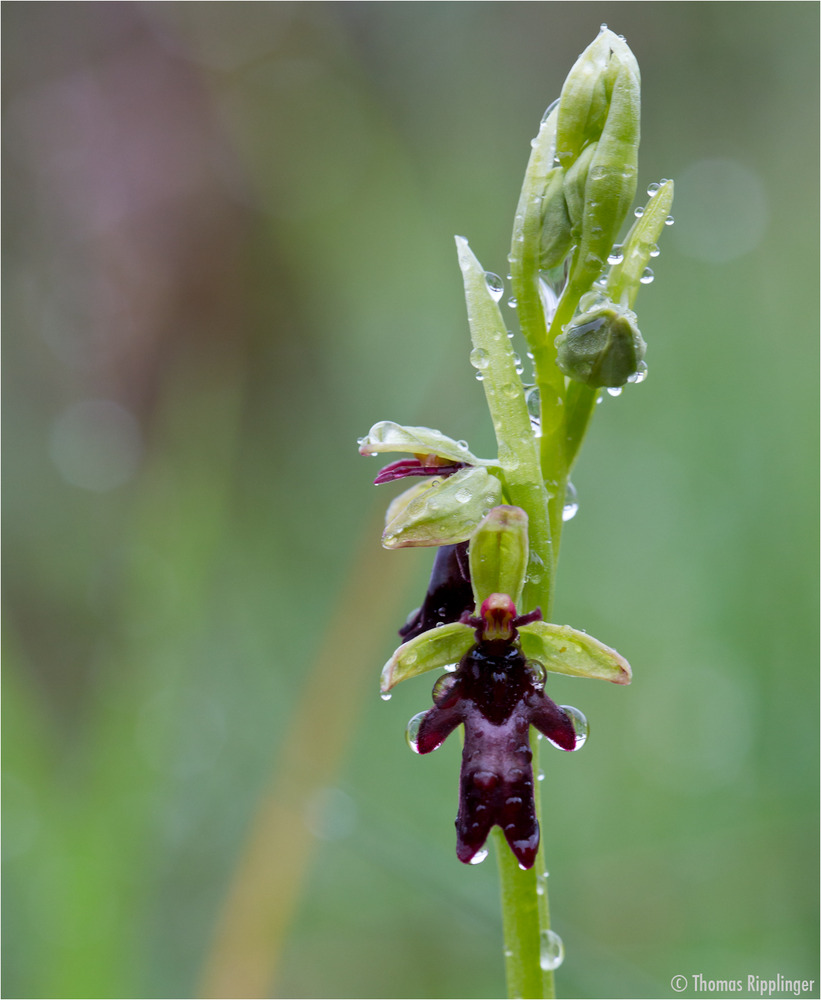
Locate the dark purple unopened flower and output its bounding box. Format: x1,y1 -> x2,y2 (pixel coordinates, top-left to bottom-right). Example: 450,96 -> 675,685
399,541 -> 473,642
412,594 -> 578,869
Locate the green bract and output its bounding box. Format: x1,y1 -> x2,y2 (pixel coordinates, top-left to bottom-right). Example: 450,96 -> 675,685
607,178 -> 674,308
382,466 -> 503,549
380,622 -> 475,693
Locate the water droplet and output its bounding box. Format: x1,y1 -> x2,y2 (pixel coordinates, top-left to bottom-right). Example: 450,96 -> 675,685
405,711 -> 427,752
634,206 -> 645,218
484,272 -> 504,301
457,439 -> 469,449
502,381 -> 520,399
627,360 -> 648,384
507,297 -> 518,309
443,662 -> 458,673
561,705 -> 589,749
469,848 -> 489,865
539,929 -> 565,971
537,769 -> 545,781
469,347 -> 490,370
527,661 -> 547,688
526,552 -> 545,585
380,691 -> 392,702
475,373 -> 485,381
606,386 -> 623,397
454,487 -> 473,504
536,871 -> 547,895
665,214 -> 675,226
432,674 -> 457,702
646,182 -> 660,197
562,482 -> 578,522
649,243 -> 660,258
541,98 -> 560,123
640,267 -> 654,285
607,245 -> 624,265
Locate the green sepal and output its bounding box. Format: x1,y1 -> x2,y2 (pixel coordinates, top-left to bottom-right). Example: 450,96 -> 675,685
518,621 -> 632,684
469,505 -> 530,608
382,466 -> 503,549
358,420 -> 495,466
380,622 -> 475,693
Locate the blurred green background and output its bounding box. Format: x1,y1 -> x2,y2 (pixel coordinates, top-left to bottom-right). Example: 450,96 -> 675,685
3,3 -> 818,999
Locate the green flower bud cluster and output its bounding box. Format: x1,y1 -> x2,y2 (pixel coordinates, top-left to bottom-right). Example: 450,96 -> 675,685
537,27 -> 641,287
555,296 -> 644,388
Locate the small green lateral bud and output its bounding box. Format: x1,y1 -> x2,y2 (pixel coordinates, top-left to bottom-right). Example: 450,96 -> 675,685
555,300 -> 645,387
539,167 -> 574,271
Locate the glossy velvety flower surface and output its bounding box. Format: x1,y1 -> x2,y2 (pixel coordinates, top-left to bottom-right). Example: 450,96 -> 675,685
415,610 -> 578,869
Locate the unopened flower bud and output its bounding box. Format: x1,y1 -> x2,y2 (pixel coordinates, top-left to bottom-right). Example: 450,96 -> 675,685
555,302 -> 645,387
539,167 -> 574,271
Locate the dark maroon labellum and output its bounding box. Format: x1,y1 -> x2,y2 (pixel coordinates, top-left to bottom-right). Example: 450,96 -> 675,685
415,635 -> 577,869
374,457 -> 466,485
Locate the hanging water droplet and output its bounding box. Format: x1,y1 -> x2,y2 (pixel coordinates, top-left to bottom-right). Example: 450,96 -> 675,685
432,673 -> 458,702
665,214 -> 675,226
537,769 -> 545,781
405,711 -> 427,753
640,267 -> 654,285
607,245 -> 624,265
541,97 -> 561,124
469,848 -> 489,865
561,705 -> 589,749
634,205 -> 645,218
606,386 -> 623,397
484,272 -> 504,301
527,660 -> 547,688
470,347 -> 490,370
507,297 -> 518,310
380,691 -> 392,702
524,385 -> 541,437
627,360 -> 648,385
539,929 -> 565,971
646,182 -> 660,197
649,243 -> 660,258
562,482 -> 578,522
443,662 -> 458,673
475,373 -> 484,381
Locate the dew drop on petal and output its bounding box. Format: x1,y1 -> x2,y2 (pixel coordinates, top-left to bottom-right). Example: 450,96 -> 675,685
607,245 -> 624,265
405,711 -> 427,753
527,660 -> 547,688
539,929 -> 565,971
469,848 -> 489,865
484,272 -> 504,301
606,386 -> 623,397
454,486 -> 473,504
562,482 -> 578,522
561,705 -> 589,750
646,182 -> 660,197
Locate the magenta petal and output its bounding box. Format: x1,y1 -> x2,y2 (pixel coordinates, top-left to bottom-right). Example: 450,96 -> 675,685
374,458 -> 465,485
